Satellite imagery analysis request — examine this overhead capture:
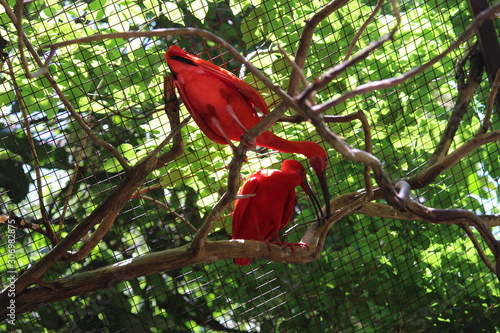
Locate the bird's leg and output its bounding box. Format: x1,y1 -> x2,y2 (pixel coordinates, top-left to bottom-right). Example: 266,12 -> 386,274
224,104 -> 257,150
211,117 -> 235,148
211,117 -> 248,162
225,104 -> 248,132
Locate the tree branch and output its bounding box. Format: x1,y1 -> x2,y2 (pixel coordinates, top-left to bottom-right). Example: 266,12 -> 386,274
428,46 -> 484,166
286,0 -> 351,98
394,180 -> 500,280
409,130 -> 500,188
311,2 -> 500,114
0,0 -> 131,171
477,67 -> 500,135
354,202 -> 500,228
343,0 -> 385,61
0,238 -> 323,320
298,0 -> 401,107
4,56 -> 58,245
0,87 -> 187,304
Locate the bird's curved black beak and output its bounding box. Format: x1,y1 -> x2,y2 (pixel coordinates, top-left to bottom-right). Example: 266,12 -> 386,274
300,177 -> 326,224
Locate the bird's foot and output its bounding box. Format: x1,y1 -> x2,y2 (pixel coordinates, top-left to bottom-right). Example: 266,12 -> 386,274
277,242 -> 309,255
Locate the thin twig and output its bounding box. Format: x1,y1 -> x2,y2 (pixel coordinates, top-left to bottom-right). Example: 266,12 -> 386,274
58,128 -> 89,237
0,0 -> 131,170
189,142 -> 247,253
354,202 -> 500,228
460,223 -> 496,274
298,0 -> 401,107
5,56 -> 58,245
409,130 -> 500,188
312,2 -> 500,114
286,0 -> 351,98
477,68 -> 500,135
274,42 -> 310,98
395,180 -> 500,280
343,0 -> 385,61
357,110 -> 373,196
140,195 -> 198,234
324,110 -> 373,195
427,46 -> 484,166
67,116 -> 191,261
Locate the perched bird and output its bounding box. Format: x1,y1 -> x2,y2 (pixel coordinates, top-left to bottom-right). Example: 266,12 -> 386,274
165,45 -> 331,218
231,160 -> 318,266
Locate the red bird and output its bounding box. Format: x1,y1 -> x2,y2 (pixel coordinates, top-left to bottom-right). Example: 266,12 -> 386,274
231,159 -> 317,266
165,45 -> 330,218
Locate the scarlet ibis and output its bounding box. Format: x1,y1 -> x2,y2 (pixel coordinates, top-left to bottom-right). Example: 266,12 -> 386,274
165,45 -> 330,218
232,159 -> 319,266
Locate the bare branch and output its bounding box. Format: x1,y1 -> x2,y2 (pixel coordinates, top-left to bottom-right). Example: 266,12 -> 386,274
428,47 -> 484,166
460,223 -> 497,274
0,237 -> 327,320
324,110 -> 373,195
478,67 -> 500,134
274,43 -> 311,103
58,130 -> 89,237
343,0 -> 385,61
394,180 -> 500,280
409,130 -> 500,188
140,195 -> 198,233
287,0 -> 351,98
0,0 -> 130,170
312,2 -> 500,114
298,0 -> 401,107
189,143 -> 247,252
355,202 -> 500,228
1,98 -> 188,297
66,95 -> 190,261
4,56 -> 58,245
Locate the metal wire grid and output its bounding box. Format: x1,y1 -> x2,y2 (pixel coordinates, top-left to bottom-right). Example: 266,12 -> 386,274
1,0 -> 499,331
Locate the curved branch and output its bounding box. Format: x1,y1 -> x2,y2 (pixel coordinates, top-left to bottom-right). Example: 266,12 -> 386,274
4,57 -> 58,245
0,0 -> 131,171
477,67 -> 500,134
298,0 -> 401,106
343,0 -> 385,61
428,47 -> 484,166
409,130 -> 500,188
355,202 -> 500,228
312,2 -> 500,114
324,110 -> 373,194
0,101 -> 188,302
287,0 -> 351,97
395,180 -> 500,280
0,238 -> 322,320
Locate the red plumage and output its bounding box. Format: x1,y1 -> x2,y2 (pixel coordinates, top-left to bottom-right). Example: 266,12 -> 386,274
232,160 -> 310,266
165,45 -> 331,218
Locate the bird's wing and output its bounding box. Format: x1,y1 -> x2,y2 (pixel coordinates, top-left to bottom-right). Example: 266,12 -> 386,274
186,53 -> 269,117
279,189 -> 296,233
232,176 -> 259,239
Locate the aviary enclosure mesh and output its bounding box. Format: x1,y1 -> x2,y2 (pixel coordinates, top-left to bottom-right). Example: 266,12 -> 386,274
1,0 -> 499,332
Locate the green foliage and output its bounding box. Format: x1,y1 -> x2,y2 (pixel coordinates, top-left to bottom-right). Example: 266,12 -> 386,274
0,0 -> 499,332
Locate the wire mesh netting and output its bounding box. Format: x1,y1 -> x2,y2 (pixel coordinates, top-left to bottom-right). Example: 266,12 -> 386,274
1,0 -> 500,331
